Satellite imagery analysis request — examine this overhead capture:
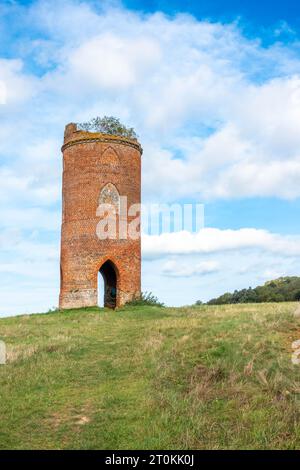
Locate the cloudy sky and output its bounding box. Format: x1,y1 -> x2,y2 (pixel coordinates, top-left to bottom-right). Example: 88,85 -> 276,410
1,0 -> 300,315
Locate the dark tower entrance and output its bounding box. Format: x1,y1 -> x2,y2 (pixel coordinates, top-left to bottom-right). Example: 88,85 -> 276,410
99,260 -> 117,309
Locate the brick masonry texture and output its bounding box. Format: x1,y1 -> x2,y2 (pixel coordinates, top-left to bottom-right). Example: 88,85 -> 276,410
59,123 -> 142,309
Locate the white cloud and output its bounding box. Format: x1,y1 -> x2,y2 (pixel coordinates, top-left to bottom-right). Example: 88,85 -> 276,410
0,167 -> 61,207
0,207 -> 60,231
2,1 -> 300,201
162,258 -> 219,277
142,248 -> 300,306
0,58 -> 37,106
142,228 -> 300,258
67,34 -> 161,90
0,80 -> 6,104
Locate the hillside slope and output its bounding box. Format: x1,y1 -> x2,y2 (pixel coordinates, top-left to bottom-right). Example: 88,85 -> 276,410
0,303 -> 300,449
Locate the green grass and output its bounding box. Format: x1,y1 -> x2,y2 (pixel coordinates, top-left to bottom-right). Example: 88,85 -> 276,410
1,302 -> 300,449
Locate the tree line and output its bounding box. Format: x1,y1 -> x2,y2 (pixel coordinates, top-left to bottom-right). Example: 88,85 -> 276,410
200,276 -> 300,305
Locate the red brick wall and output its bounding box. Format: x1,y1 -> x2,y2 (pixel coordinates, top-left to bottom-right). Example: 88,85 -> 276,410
59,123 -> 142,309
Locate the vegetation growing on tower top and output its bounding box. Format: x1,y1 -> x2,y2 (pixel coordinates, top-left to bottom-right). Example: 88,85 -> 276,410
77,116 -> 138,140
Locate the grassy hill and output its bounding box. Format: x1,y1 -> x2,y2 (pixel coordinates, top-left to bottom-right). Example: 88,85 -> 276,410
1,303 -> 300,449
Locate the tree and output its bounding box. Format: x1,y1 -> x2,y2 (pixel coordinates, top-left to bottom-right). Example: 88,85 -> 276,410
294,290 -> 300,301
77,116 -> 138,139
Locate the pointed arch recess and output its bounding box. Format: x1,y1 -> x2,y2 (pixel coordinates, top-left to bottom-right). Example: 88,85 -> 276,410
98,182 -> 120,210
100,146 -> 120,167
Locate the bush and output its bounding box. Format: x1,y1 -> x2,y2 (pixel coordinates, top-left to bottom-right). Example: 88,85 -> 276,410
45,306 -> 60,314
77,116 -> 138,139
126,292 -> 165,307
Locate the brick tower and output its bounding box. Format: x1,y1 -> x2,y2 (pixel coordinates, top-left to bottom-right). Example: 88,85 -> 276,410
59,123 -> 142,309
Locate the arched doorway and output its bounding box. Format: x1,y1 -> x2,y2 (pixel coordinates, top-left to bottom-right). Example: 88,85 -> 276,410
98,260 -> 117,309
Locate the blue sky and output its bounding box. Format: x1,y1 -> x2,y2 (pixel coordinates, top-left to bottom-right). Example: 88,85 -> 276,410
125,0 -> 300,30
1,0 -> 300,315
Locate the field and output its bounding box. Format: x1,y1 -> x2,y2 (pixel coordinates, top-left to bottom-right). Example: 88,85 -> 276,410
0,302 -> 300,449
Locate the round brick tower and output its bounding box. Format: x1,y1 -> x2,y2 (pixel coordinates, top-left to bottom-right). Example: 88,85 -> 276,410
59,123 -> 142,309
